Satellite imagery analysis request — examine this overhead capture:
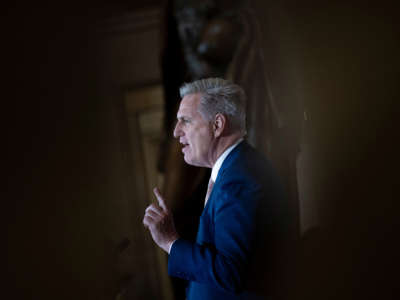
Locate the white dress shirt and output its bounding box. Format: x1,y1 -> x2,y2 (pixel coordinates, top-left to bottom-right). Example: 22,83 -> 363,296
210,138 -> 244,184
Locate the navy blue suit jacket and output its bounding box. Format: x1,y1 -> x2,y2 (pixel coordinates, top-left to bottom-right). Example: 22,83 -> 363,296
168,141 -> 288,300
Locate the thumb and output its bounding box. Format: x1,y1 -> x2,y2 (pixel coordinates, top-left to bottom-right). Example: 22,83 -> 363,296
153,187 -> 167,211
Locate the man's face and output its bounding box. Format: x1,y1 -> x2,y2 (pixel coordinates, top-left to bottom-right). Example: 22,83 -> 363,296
173,93 -> 214,168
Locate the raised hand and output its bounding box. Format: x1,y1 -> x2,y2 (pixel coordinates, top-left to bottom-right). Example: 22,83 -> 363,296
143,187 -> 179,253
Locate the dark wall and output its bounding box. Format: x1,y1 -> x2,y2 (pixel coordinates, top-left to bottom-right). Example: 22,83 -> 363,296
4,0 -> 172,298
4,3 -> 130,300
251,0 -> 399,299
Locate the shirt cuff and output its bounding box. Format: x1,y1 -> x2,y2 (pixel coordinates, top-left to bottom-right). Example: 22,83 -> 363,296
168,238 -> 178,254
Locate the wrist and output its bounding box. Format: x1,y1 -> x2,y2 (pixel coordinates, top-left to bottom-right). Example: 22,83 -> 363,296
167,238 -> 178,254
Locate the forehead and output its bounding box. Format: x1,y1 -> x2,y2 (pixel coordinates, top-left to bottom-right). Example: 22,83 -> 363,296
177,93 -> 201,117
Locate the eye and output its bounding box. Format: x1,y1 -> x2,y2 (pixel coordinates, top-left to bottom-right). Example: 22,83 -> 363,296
180,118 -> 190,124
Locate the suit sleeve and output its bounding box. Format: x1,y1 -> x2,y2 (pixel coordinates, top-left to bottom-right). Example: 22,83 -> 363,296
168,180 -> 262,294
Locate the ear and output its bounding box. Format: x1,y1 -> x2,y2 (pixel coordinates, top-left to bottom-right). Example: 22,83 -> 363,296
213,113 -> 226,138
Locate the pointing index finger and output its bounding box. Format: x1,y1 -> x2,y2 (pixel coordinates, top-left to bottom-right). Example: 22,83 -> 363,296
153,187 -> 167,211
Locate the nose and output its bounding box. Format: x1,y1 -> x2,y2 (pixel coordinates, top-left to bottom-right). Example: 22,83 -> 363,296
173,121 -> 182,138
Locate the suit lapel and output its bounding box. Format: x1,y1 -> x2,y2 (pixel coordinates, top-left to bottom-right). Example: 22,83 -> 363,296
204,140 -> 248,210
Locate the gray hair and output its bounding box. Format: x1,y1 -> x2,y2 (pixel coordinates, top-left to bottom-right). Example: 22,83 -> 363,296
179,78 -> 246,133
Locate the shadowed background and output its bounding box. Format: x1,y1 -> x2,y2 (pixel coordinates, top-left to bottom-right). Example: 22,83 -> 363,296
3,0 -> 398,299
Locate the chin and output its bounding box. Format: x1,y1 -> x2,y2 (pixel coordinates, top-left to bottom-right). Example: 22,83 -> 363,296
184,157 -> 196,166
183,156 -> 199,167
184,157 -> 208,168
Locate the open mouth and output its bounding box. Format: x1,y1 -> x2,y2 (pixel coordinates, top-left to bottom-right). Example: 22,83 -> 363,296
181,142 -> 189,153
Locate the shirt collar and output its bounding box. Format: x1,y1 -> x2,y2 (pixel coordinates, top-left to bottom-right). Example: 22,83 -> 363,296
211,138 -> 243,182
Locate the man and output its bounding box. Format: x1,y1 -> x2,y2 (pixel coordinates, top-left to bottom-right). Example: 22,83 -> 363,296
143,78 -> 288,299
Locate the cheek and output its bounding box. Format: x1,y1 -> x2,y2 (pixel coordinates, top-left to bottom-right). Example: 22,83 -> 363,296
197,132 -> 212,150
189,123 -> 212,151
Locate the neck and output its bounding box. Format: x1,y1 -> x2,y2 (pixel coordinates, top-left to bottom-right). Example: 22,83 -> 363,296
209,132 -> 243,167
